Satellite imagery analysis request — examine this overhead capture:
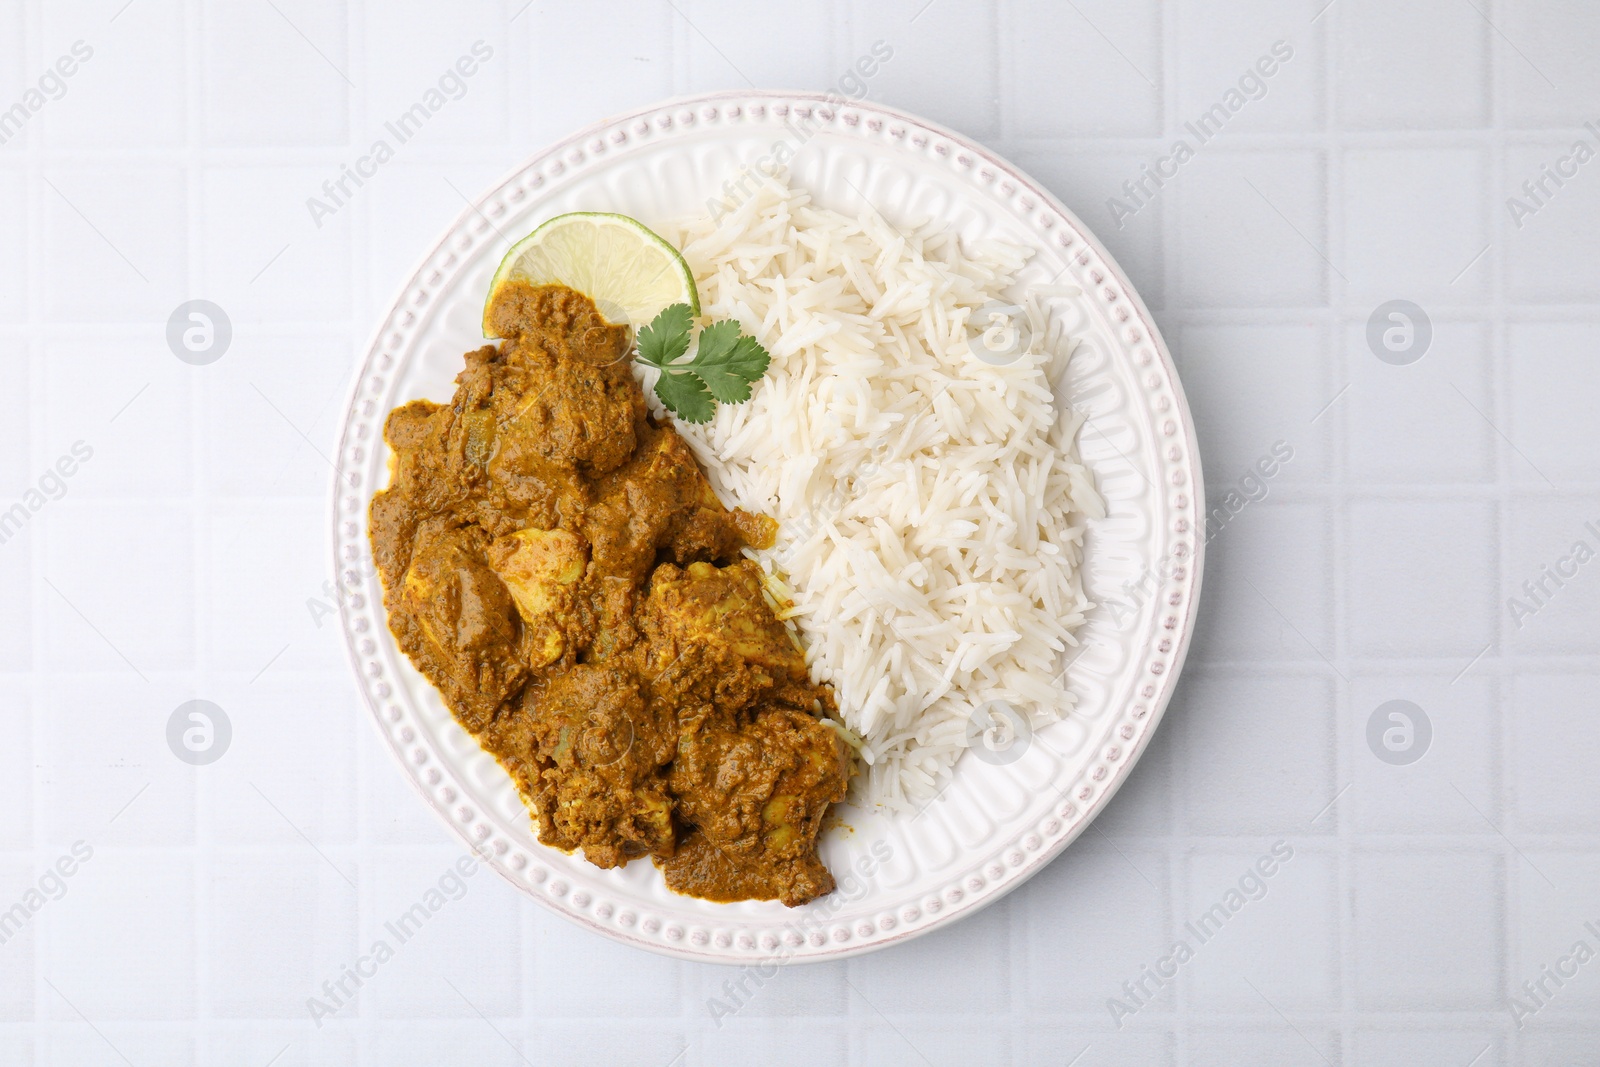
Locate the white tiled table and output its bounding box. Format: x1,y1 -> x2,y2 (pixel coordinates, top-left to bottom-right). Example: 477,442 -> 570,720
3,2 -> 1598,1064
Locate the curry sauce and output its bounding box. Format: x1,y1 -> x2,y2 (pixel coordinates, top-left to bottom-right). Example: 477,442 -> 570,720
369,283 -> 850,906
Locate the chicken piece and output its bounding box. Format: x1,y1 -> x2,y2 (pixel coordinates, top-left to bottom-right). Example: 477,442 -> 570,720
519,664 -> 678,867
448,341 -> 601,537
484,282 -> 641,476
380,399 -> 466,516
658,705 -> 849,906
487,527 -> 589,668
586,575 -> 640,664
582,425 -> 774,585
641,560 -> 808,680
485,278 -> 633,361
391,520 -> 527,732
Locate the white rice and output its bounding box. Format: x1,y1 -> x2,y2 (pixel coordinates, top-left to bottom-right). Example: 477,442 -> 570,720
653,176 -> 1103,811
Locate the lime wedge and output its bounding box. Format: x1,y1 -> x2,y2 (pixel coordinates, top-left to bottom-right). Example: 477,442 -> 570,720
482,212 -> 698,336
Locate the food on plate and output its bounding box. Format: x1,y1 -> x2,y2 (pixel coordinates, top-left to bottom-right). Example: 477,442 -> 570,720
371,280 -> 849,906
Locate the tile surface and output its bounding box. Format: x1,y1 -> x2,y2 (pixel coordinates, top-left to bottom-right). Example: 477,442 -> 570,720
1,1 -> 1596,1064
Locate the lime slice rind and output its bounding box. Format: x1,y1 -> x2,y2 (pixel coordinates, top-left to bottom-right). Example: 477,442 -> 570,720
483,212 -> 698,337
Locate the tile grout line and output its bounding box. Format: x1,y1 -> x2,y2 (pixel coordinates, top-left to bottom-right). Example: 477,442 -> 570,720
349,0 -> 369,1058
8,124 -> 1600,156
1316,2 -> 1357,1057
1485,2 -> 1517,1057
1157,4 -> 1208,1060
25,0 -> 44,1045
1159,2 -> 1186,1060
185,0 -> 211,1056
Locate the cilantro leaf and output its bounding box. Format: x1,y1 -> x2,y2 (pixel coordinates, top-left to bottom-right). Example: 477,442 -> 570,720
652,368 -> 715,423
636,303 -> 693,369
631,303 -> 771,421
690,320 -> 772,404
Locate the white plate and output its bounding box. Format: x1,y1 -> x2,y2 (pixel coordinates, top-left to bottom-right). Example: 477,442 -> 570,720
331,91 -> 1203,963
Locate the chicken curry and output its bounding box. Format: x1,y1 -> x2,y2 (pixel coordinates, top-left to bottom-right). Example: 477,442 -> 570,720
369,282 -> 850,906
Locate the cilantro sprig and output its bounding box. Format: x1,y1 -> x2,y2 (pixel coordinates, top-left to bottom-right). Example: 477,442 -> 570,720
634,303 -> 771,424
